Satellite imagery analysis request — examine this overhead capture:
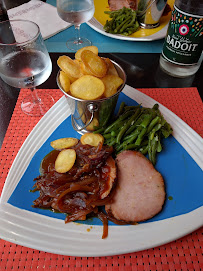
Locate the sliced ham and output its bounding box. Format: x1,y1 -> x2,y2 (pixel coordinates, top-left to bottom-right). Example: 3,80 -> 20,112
108,0 -> 137,11
105,150 -> 165,223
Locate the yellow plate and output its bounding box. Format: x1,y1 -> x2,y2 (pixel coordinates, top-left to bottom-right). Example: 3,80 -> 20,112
87,0 -> 174,41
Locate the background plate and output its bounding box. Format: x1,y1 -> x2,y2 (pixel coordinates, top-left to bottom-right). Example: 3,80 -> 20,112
0,85 -> 202,257
87,0 -> 174,41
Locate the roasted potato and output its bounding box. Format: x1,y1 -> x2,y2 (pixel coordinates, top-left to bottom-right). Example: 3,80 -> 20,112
81,133 -> 104,147
51,137 -> 78,150
55,149 -> 76,173
70,75 -> 105,100
101,75 -> 124,98
104,58 -> 119,76
57,55 -> 82,79
81,50 -> 107,78
75,46 -> 98,61
59,71 -> 71,93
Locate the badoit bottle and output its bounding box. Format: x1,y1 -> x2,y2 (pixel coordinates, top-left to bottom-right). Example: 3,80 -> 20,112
159,0 -> 203,77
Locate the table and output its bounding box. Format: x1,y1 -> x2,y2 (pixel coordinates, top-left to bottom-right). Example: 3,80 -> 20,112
0,1 -> 203,269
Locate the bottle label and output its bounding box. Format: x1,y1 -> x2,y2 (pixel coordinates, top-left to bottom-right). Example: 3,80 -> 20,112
162,5 -> 203,65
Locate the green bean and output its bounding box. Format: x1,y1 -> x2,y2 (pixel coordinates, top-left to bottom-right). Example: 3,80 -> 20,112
114,16 -> 131,33
149,124 -> 162,140
116,108 -> 141,143
96,103 -> 172,165
120,12 -> 136,33
93,127 -> 105,134
115,102 -> 126,118
123,105 -> 141,112
104,110 -> 135,134
161,122 -> 173,138
116,126 -> 143,152
147,116 -> 160,133
104,7 -> 139,36
139,145 -> 148,155
140,114 -> 153,128
103,133 -> 113,139
135,127 -> 147,146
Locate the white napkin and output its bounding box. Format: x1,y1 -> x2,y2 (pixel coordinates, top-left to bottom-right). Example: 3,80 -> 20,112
7,0 -> 71,40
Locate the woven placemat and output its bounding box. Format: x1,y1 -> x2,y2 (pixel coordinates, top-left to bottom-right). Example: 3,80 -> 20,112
0,87 -> 202,271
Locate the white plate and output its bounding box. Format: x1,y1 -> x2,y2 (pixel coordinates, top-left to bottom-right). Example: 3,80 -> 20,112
87,17 -> 169,41
0,85 -> 203,257
87,0 -> 174,41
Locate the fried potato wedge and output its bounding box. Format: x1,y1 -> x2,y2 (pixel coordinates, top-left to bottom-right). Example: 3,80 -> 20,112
51,137 -> 78,150
101,75 -> 124,98
81,50 -> 107,78
75,46 -> 98,61
80,62 -> 94,76
59,71 -> 71,93
86,117 -> 99,131
55,149 -> 76,173
81,133 -> 104,147
70,75 -> 105,100
104,58 -> 119,76
57,55 -> 82,79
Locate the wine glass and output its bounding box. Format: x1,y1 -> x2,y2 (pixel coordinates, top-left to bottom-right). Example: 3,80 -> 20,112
57,0 -> 95,51
0,19 -> 54,116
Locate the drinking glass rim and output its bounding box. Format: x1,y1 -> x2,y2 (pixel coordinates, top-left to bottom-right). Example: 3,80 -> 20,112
0,19 -> 40,46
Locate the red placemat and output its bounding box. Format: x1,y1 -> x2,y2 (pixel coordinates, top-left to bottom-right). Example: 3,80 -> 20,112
0,87 -> 202,271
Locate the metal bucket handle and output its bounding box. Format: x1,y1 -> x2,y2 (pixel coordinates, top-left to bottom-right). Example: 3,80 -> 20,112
71,103 -> 98,132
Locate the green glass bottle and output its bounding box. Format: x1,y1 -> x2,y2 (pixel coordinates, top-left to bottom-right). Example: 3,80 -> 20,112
159,0 -> 203,77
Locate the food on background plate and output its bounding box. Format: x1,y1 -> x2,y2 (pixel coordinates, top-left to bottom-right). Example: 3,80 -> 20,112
57,46 -> 124,100
105,150 -> 165,222
104,7 -> 139,36
108,0 -> 137,11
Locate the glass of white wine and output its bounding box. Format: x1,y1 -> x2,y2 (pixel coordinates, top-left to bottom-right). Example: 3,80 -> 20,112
57,0 -> 95,51
0,19 -> 54,116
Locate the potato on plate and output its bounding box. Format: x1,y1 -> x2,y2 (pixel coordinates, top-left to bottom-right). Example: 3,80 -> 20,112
70,75 -> 105,100
75,46 -> 98,61
81,133 -> 104,147
55,149 -> 76,173
101,75 -> 124,98
81,50 -> 107,78
51,137 -> 78,150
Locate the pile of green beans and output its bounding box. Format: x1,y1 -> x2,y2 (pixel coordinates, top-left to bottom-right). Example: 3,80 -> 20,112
94,103 -> 173,165
103,7 -> 139,36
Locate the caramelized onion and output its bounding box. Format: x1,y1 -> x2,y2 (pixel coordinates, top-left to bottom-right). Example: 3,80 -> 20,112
32,141 -> 116,238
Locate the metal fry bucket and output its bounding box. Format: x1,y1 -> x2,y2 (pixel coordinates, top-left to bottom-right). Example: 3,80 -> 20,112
57,60 -> 126,134
137,0 -> 168,28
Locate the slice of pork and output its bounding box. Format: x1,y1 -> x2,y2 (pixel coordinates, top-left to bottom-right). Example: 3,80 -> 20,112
105,150 -> 165,222
108,0 -> 137,11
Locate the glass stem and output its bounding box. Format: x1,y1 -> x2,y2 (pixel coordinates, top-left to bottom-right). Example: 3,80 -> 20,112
30,87 -> 45,115
75,24 -> 81,43
30,88 -> 41,104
